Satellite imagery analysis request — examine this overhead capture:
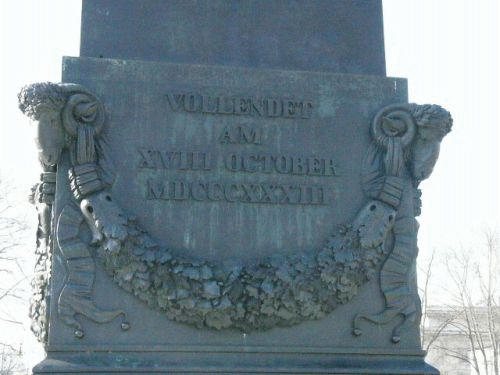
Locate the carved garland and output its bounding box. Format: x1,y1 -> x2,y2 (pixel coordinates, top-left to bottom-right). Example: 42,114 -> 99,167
18,83 -> 452,342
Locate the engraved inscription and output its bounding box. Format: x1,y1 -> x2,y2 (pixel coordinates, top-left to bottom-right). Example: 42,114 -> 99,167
137,149 -> 213,171
166,92 -> 313,119
146,178 -> 327,205
142,90 -> 337,207
219,125 -> 264,145
224,153 -> 339,177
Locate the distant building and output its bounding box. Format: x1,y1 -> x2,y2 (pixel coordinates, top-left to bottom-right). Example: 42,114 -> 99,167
422,306 -> 499,375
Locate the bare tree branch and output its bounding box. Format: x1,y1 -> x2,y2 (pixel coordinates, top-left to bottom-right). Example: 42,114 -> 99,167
421,230 -> 500,375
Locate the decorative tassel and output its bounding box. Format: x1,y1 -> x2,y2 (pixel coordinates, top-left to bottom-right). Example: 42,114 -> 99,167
68,163 -> 104,200
384,137 -> 404,177
377,176 -> 404,208
38,172 -> 57,204
76,125 -> 96,165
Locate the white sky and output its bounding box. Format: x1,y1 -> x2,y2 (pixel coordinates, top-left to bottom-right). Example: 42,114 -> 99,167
383,1 -> 500,253
0,0 -> 498,369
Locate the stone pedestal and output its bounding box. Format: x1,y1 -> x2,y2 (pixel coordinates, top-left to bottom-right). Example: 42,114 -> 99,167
18,2 -> 452,374
30,57 -> 439,374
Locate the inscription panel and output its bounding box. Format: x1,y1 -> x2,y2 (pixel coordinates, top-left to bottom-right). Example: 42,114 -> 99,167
62,57 -> 407,264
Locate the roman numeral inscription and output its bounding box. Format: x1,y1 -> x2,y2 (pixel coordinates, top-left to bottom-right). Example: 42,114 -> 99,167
137,149 -> 213,171
146,179 -> 326,205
